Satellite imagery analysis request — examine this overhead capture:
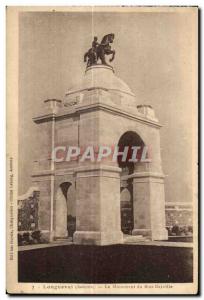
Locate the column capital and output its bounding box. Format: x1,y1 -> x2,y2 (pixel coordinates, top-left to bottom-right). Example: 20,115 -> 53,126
74,164 -> 121,179
122,171 -> 165,180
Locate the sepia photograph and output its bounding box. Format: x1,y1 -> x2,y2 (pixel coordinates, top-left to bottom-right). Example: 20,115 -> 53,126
6,6 -> 198,294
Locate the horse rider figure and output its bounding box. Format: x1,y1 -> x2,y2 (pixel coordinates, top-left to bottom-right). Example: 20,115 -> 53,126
92,36 -> 99,59
84,33 -> 115,67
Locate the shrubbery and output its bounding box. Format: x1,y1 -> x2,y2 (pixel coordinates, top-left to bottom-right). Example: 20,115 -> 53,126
18,230 -> 47,246
167,225 -> 193,236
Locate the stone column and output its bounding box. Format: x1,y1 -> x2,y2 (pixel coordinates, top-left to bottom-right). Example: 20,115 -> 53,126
73,165 -> 123,245
32,99 -> 62,242
132,172 -> 168,240
54,187 -> 68,238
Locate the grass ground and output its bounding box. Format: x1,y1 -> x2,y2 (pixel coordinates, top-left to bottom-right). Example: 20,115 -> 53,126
18,244 -> 193,283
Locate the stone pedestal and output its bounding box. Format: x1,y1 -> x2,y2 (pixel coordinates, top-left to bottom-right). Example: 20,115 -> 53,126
73,165 -> 123,245
132,172 -> 168,240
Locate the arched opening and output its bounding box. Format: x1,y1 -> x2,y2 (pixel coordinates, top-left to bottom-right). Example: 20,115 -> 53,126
55,182 -> 76,239
117,131 -> 145,235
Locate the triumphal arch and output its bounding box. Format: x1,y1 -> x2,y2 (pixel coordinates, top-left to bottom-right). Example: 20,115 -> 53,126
32,34 -> 168,245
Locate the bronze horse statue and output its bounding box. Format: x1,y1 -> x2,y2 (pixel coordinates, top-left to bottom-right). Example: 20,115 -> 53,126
84,33 -> 115,67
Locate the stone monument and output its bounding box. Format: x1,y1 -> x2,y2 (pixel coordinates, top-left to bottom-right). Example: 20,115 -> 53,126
32,34 -> 168,245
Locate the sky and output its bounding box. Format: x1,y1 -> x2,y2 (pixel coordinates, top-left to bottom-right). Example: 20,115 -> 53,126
19,8 -> 197,204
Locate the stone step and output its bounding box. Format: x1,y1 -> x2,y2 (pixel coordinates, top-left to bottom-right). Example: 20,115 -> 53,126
53,237 -> 73,243
123,235 -> 149,243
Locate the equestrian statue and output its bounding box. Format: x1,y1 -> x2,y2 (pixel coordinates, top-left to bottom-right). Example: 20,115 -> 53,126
84,33 -> 115,68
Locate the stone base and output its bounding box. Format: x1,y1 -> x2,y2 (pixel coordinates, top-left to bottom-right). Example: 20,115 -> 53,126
132,228 -> 168,241
132,229 -> 152,237
54,230 -> 68,240
49,231 -> 55,242
151,228 -> 168,241
73,231 -> 123,245
54,235 -> 69,241
43,230 -> 69,243
101,231 -> 123,245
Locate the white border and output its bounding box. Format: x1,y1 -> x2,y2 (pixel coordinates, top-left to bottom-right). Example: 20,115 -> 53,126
2,1 -> 201,299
